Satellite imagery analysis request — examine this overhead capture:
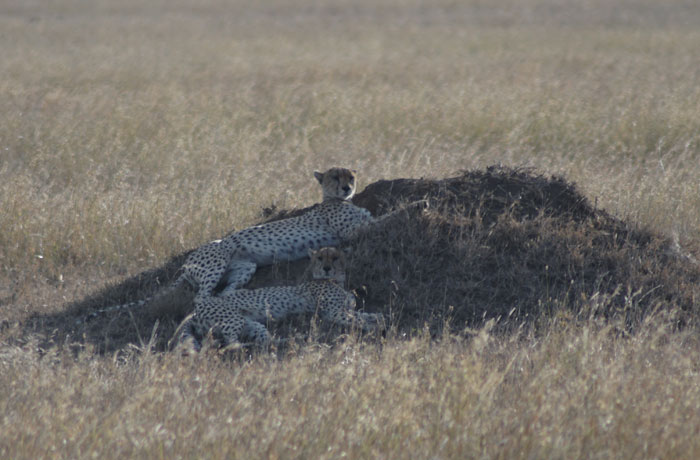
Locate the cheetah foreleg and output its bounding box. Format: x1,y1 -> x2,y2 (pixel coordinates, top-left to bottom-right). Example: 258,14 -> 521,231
372,199 -> 429,226
344,199 -> 429,240
321,307 -> 385,332
221,259 -> 258,292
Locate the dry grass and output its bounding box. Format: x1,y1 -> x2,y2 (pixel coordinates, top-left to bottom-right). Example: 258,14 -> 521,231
3,320 -> 700,459
2,0 -> 700,458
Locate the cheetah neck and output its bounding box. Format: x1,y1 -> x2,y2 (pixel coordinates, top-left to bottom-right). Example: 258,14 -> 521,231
311,274 -> 346,284
306,279 -> 344,290
321,196 -> 352,203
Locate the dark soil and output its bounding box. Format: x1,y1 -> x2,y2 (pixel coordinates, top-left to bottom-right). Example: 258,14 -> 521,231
22,166 -> 700,353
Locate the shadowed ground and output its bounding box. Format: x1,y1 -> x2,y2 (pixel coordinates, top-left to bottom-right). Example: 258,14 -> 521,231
20,166 -> 700,354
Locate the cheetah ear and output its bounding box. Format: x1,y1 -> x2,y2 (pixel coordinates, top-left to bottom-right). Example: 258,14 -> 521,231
351,169 -> 357,174
313,171 -> 324,184
308,248 -> 317,258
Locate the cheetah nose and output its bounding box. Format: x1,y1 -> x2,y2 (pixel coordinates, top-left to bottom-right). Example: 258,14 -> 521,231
323,266 -> 331,272
342,185 -> 350,193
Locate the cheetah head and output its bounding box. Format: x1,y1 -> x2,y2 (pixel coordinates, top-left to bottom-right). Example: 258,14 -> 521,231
314,167 -> 357,201
308,246 -> 347,283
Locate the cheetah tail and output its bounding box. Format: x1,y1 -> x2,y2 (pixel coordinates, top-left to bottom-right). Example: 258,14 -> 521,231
76,275 -> 188,325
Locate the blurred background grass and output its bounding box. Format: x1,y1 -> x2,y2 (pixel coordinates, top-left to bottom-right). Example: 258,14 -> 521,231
2,0 -> 698,281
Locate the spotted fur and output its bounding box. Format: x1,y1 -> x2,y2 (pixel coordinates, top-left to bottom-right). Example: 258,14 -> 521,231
79,167 -> 406,324
179,247 -> 383,349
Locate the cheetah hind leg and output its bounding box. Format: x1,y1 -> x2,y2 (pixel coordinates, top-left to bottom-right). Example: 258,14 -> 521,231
241,319 -> 292,350
220,259 -> 258,294
242,319 -> 272,346
169,314 -> 201,354
171,315 -> 282,353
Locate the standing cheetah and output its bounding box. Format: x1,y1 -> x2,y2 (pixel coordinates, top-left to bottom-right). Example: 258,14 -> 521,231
177,247 -> 383,350
80,167 -> 419,323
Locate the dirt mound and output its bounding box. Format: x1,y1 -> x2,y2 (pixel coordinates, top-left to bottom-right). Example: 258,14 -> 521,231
354,165 -> 597,223
346,166 -> 698,334
30,166 -> 699,353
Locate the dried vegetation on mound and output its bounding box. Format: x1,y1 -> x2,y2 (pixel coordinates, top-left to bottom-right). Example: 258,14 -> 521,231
26,166 -> 700,353
348,166 -> 699,334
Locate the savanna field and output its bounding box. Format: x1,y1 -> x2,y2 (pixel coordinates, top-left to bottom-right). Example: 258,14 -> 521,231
2,0 -> 700,458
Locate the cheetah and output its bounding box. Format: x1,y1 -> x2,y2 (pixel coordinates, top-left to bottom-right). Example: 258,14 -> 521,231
177,246 -> 383,350
79,167 -> 422,323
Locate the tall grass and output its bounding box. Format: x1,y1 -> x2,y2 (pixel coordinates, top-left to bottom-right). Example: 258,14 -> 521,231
2,0 -> 699,278
1,0 -> 700,458
2,318 -> 700,459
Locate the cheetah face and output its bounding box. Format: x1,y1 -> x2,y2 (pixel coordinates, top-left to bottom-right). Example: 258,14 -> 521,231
308,247 -> 346,283
314,167 -> 357,201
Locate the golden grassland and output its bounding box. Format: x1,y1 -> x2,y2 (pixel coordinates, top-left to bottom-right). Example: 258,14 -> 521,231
2,321 -> 700,459
1,0 -> 700,458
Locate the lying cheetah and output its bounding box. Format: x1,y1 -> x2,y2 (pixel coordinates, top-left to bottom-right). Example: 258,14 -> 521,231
80,167 -> 421,323
177,247 -> 383,350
